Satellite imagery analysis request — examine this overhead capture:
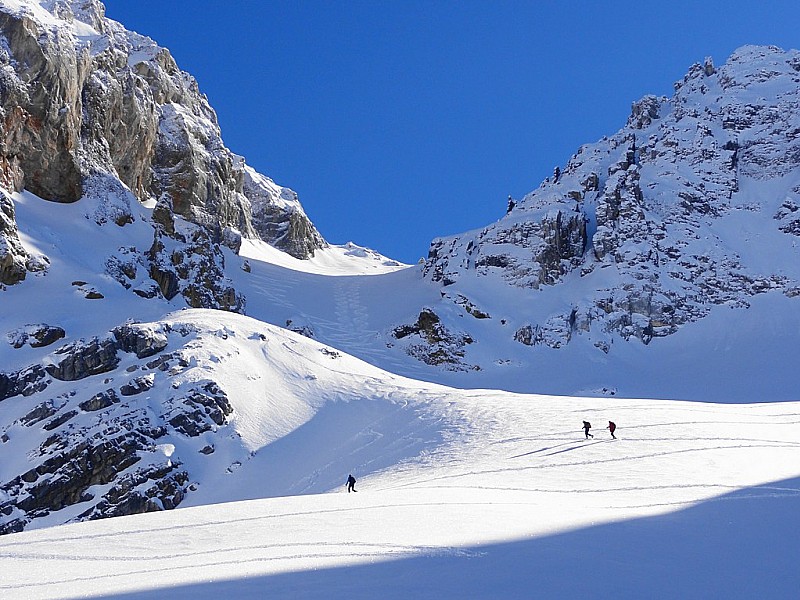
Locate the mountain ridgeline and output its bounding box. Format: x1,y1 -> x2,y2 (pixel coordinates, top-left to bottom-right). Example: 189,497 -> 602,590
422,47 -> 800,352
0,0 -> 325,297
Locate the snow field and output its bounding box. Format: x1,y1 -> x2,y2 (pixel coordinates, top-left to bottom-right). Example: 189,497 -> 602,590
0,309 -> 797,598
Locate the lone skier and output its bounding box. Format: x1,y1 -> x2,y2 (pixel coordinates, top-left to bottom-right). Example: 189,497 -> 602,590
507,195 -> 515,214
346,474 -> 357,493
582,421 -> 593,439
607,421 -> 617,439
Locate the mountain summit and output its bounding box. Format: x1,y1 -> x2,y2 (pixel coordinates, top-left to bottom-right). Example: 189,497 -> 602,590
423,45 -> 800,351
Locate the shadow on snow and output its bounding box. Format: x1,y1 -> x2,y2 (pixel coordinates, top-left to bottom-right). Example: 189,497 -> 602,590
90,476 -> 800,600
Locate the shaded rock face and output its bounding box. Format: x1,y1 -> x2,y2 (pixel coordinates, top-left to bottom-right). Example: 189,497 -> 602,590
391,309 -> 477,371
101,193 -> 246,311
0,191 -> 30,283
0,320 -> 235,535
0,322 -> 170,403
244,166 -> 327,259
421,46 -> 800,351
6,323 -> 66,348
0,0 -> 325,257
425,207 -> 587,289
144,216 -> 246,312
0,190 -> 47,284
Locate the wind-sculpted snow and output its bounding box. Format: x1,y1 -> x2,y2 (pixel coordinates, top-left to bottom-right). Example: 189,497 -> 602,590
0,310 -> 461,533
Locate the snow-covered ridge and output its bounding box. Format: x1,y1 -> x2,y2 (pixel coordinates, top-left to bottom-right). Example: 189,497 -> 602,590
0,308 -> 459,533
240,237 -> 407,276
422,45 -> 800,354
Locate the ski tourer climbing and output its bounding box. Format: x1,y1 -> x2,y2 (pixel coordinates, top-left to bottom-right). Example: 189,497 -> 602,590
582,421 -> 593,439
346,474 -> 357,493
607,421 -> 617,439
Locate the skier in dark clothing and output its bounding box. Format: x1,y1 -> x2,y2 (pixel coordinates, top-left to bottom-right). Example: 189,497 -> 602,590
553,166 -> 561,183
607,421 -> 617,439
582,421 -> 593,439
346,474 -> 357,493
507,195 -> 515,214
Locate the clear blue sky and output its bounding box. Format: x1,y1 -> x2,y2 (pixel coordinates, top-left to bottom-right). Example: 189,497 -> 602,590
103,1 -> 798,264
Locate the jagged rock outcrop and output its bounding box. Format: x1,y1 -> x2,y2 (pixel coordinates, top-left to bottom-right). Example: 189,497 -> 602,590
144,214 -> 245,312
0,0 -> 325,266
425,206 -> 587,289
0,319 -> 236,535
244,165 -> 327,259
422,45 -> 800,351
6,323 -> 65,348
391,309 -> 477,371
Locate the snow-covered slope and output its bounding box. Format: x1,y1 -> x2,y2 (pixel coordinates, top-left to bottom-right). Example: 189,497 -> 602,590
3,40 -> 800,539
1,2 -> 799,596
0,330 -> 798,597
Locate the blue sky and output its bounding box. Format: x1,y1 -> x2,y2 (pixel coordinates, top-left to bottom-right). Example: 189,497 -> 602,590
103,1 -> 798,264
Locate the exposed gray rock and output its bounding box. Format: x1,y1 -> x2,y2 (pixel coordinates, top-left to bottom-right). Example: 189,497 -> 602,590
45,337 -> 120,381
0,9 -> 86,202
1,191 -> 47,285
113,323 -> 168,359
0,364 -> 49,401
392,309 -> 477,371
144,220 -> 245,311
285,319 -> 315,339
79,388 -> 119,412
168,382 -> 232,437
0,0 -> 326,267
425,206 -> 587,290
120,375 -> 154,396
7,323 -> 66,349
244,166 -> 326,259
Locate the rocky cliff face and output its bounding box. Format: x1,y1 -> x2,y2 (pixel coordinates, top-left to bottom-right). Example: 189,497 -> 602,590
421,46 -> 800,353
0,320 -> 236,534
0,188 -> 47,284
0,0 -> 325,274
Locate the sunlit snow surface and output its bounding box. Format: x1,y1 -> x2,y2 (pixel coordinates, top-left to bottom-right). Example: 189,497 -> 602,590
2,186 -> 800,598
0,340 -> 798,599
0,0 -> 799,593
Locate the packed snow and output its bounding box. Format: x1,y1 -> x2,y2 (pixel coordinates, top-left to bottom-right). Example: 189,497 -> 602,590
0,5 -> 798,595
0,309 -> 798,598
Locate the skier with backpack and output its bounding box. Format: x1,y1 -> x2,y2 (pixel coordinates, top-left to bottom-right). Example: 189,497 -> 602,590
607,421 -> 617,439
346,474 -> 357,493
582,421 -> 593,439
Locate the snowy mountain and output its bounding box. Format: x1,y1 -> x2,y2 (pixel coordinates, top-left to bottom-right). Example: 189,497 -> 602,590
1,330 -> 798,597
0,1 -> 799,596
421,45 -> 800,354
0,0 -> 325,297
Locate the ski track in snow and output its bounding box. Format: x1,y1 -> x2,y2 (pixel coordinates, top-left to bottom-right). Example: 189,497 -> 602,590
1,282 -> 799,599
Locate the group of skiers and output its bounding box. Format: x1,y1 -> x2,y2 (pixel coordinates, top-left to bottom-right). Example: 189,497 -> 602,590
345,421 -> 617,493
583,420 -> 616,439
